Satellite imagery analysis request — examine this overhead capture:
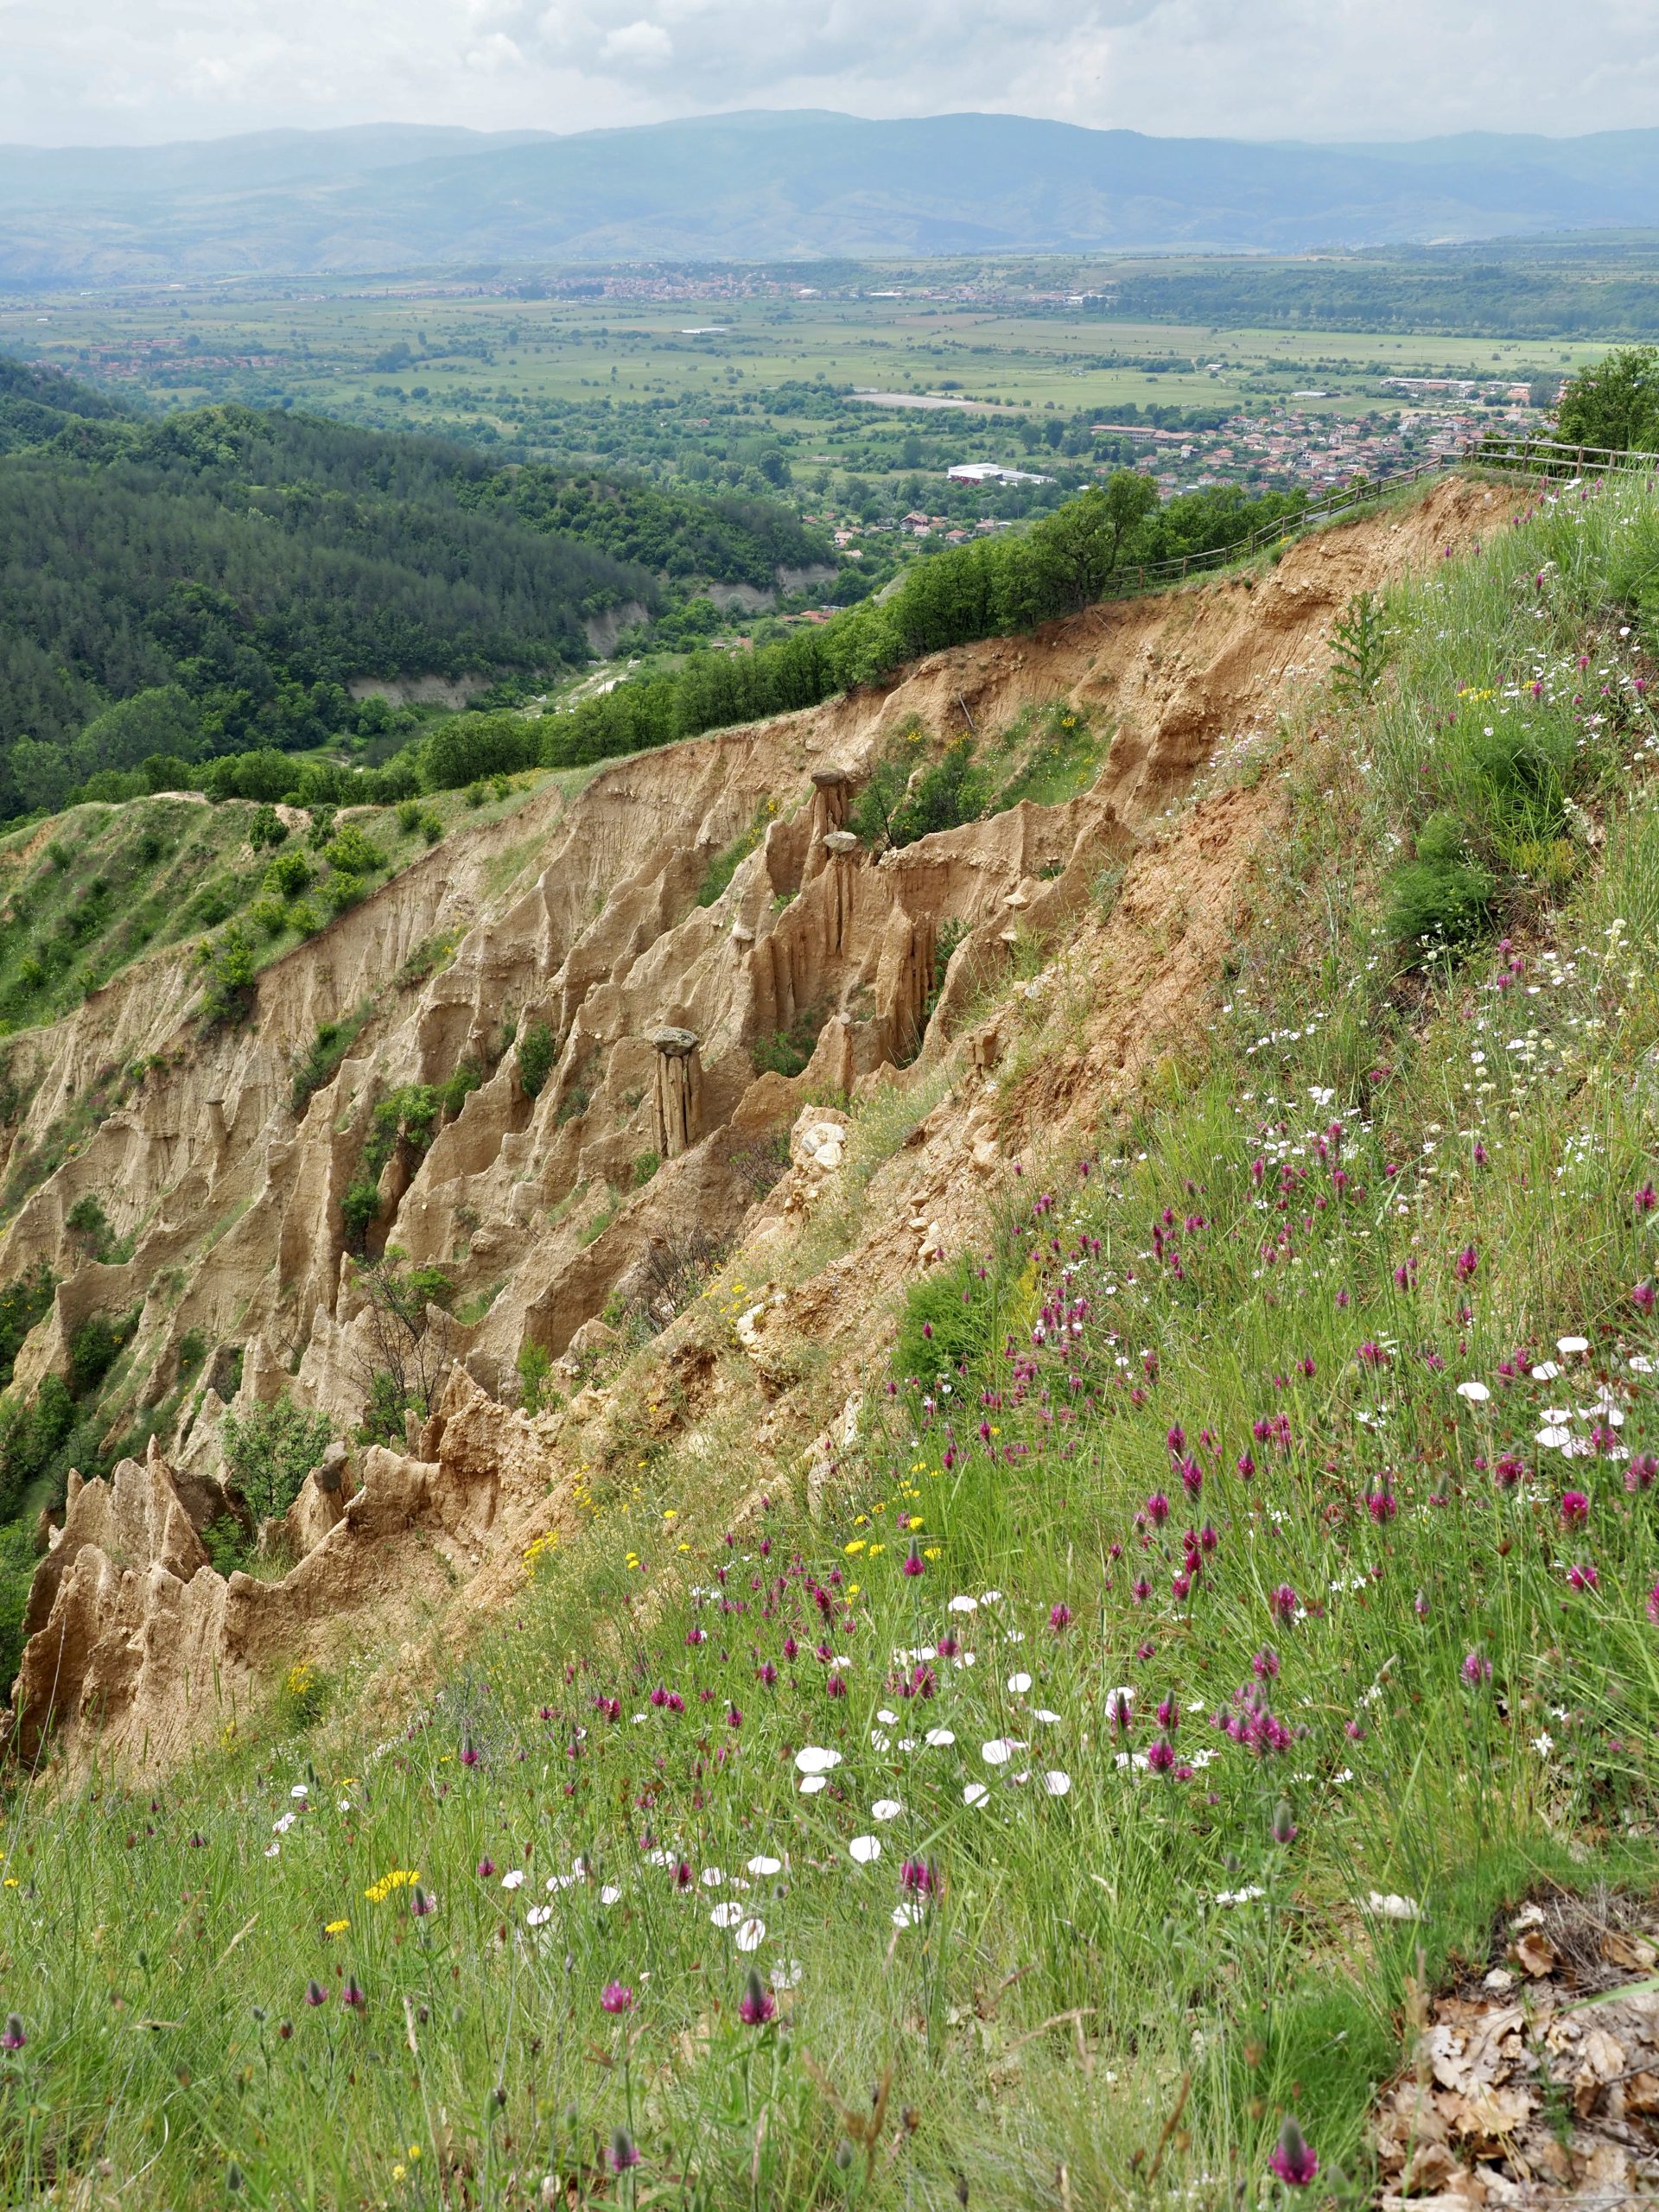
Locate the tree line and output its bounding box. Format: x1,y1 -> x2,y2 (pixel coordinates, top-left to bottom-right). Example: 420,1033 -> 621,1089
536,476 -> 1307,771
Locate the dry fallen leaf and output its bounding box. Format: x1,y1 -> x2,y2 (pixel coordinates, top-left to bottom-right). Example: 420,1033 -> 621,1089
1399,2140 -> 1463,2194
1448,2085 -> 1533,2144
1513,1929 -> 1557,1978
1601,1929 -> 1657,1973
1580,2139 -> 1633,2192
1581,2025 -> 1626,2083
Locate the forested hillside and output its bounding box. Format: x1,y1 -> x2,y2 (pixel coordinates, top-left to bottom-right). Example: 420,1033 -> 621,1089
0,364 -> 832,823
466,468 -> 831,588
0,358 -> 127,454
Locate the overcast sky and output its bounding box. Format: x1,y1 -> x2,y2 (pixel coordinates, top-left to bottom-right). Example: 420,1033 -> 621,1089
2,0 -> 1656,147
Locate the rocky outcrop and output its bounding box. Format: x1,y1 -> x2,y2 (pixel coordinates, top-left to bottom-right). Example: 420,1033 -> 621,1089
9,1371 -> 570,1777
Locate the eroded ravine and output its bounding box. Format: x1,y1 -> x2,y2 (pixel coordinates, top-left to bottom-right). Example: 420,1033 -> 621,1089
1,475 -> 1510,1778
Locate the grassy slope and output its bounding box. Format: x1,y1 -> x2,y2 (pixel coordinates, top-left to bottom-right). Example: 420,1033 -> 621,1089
0,773 -> 568,1051
3,478 -> 1659,2206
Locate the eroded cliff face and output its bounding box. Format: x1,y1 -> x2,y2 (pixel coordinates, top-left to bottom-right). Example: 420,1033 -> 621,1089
2,477 -> 1509,1778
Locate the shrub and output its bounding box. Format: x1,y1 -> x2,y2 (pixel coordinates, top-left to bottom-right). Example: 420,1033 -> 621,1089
201,1516 -> 250,1576
65,1193 -> 115,1261
196,924 -> 257,1027
1554,345 -> 1659,454
323,825 -> 384,877
323,872 -> 365,918
248,894 -> 288,938
0,1522 -> 39,1691
358,1370 -> 410,1446
0,1374 -> 74,1520
396,799 -> 423,834
290,1001 -> 374,1116
518,1020 -> 557,1100
516,1342 -> 558,1414
726,1128 -> 791,1198
67,1312 -> 123,1394
632,1149 -> 661,1188
219,1392 -> 332,1522
340,1179 -> 383,1253
889,735 -> 989,849
696,804 -> 773,906
201,749 -> 296,805
247,804 -> 289,852
0,1262 -> 54,1390
752,1003 -> 824,1079
264,848 -> 314,899
193,880 -> 235,928
437,1061 -> 482,1119
578,1192 -> 618,1247
1384,810 -> 1497,947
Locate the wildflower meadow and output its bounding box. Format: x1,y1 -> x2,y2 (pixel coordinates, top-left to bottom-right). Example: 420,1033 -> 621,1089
3,469 -> 1659,2207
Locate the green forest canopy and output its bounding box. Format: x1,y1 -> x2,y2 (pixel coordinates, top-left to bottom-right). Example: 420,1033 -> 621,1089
0,362 -> 832,821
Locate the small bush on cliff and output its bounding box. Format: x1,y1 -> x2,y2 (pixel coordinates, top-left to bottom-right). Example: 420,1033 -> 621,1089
263,847 -> 313,899
517,1020 -> 557,1101
195,923 -> 257,1027
0,1522 -> 36,1694
350,1251 -> 456,1446
0,1262 -> 54,1391
219,1393 -> 332,1523
66,1306 -> 137,1397
751,1002 -> 824,1079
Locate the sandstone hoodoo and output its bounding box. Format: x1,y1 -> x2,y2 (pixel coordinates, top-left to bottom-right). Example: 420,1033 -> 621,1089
0,475 -> 1507,1779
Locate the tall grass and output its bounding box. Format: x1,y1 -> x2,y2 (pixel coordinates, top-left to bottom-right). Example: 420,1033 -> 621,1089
2,474 -> 1659,2209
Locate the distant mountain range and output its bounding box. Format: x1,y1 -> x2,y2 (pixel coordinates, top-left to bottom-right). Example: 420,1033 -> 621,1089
3,111 -> 1659,282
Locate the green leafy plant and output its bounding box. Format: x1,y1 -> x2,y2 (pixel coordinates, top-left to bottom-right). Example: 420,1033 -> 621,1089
219,1393 -> 331,1523
751,1003 -> 824,1079
516,1342 -> 559,1415
263,847 -> 314,899
195,923 -> 257,1027
290,1000 -> 375,1117
349,1249 -> 456,1446
1331,589 -> 1390,704
518,1020 -> 557,1101
322,824 -> 385,877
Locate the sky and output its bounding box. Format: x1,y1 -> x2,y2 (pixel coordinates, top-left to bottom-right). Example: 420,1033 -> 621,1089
1,0 -> 1657,147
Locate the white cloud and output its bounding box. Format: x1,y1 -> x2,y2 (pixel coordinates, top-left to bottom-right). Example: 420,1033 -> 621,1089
599,17 -> 673,64
0,0 -> 1654,144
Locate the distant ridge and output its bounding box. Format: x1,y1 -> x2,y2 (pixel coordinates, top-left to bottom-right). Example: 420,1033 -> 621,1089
3,111 -> 1659,281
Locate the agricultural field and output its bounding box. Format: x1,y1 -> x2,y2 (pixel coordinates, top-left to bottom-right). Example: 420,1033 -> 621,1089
2,267 -> 1619,572
1,282 -> 1607,434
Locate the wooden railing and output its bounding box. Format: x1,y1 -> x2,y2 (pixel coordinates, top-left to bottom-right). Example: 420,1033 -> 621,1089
1107,432 -> 1659,597
1114,448 -> 1466,593
1465,433 -> 1659,480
